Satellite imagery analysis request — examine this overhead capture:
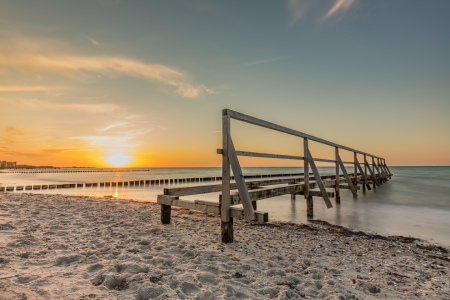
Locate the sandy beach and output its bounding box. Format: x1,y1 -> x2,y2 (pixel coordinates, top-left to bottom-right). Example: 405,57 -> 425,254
0,193 -> 448,299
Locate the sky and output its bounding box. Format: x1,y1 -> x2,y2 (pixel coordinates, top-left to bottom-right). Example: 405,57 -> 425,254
0,0 -> 449,168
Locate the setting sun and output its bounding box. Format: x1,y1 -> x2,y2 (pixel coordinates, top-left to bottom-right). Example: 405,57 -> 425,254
103,153 -> 133,167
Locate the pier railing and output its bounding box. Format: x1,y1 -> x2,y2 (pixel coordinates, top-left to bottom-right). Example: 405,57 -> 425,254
218,109 -> 391,242
157,109 -> 392,243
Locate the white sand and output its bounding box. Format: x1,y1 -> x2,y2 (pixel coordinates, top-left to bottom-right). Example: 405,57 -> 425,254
0,193 -> 448,299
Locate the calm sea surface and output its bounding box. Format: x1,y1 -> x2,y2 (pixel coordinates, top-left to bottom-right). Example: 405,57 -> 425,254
1,166 -> 449,247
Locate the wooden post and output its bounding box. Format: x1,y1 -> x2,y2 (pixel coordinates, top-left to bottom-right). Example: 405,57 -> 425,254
354,152 -> 358,186
379,158 -> 390,180
221,217 -> 233,243
377,158 -> 385,182
161,204 -> 171,224
384,159 -> 392,179
303,138 -> 309,200
364,154 -> 367,192
372,157 -> 381,185
304,138 -> 313,217
252,201 -> 257,210
364,156 -> 378,189
335,147 -> 340,204
355,155 -> 371,191
221,110 -> 232,243
291,193 -> 296,201
306,196 -> 313,218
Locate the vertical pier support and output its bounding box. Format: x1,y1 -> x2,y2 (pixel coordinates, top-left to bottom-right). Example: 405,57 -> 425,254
303,138 -> 310,218
291,193 -> 296,201
221,217 -> 233,243
252,201 -> 257,210
161,204 -> 171,224
221,110 -> 233,243
354,152 -> 358,188
306,196 -> 313,218
335,147 -> 341,204
334,188 -> 341,204
363,155 -> 367,193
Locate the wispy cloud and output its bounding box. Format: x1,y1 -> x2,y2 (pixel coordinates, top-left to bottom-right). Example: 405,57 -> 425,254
20,99 -> 121,114
0,85 -> 71,92
0,40 -> 214,98
287,0 -> 306,27
288,0 -> 357,25
323,0 -> 356,20
87,37 -> 100,46
100,122 -> 128,132
4,126 -> 26,144
246,56 -> 289,66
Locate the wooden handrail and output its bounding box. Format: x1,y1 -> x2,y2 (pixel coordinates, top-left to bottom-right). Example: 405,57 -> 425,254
217,149 -> 356,165
224,109 -> 383,160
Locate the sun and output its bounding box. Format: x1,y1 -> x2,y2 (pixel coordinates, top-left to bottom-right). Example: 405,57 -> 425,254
103,153 -> 133,167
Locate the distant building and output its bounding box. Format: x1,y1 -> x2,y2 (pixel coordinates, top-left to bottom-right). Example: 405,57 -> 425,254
6,162 -> 16,168
0,161 -> 16,168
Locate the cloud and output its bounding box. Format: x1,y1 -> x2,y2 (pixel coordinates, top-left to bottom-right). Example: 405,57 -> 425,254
100,122 -> 128,132
246,56 -> 289,66
75,118 -> 152,150
0,53 -> 214,98
287,0 -> 306,27
3,126 -> 26,144
287,0 -> 357,25
5,126 -> 25,137
0,86 -> 71,92
20,99 -> 121,114
87,37 -> 100,46
323,0 -> 356,20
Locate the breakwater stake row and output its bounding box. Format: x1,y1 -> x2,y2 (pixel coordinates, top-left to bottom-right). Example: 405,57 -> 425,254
158,109 -> 393,243
4,169 -> 156,174
0,173 -> 304,192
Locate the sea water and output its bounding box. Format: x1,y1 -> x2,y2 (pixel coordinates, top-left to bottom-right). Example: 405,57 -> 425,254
1,166 -> 449,246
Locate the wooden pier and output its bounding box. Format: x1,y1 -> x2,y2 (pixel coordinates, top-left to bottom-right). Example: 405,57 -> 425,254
157,109 -> 392,243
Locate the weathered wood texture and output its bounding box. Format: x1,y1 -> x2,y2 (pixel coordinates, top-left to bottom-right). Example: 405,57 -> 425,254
304,138 -> 309,199
336,152 -> 358,198
225,109 -> 383,159
221,113 -> 231,222
307,149 -> 333,208
364,156 -> 379,187
335,148 -> 340,204
217,149 -> 303,160
216,149 -> 354,164
164,175 -> 320,197
306,196 -> 313,217
157,195 -> 268,223
354,155 -> 371,190
228,138 -> 256,221
161,204 -> 171,224
223,176 -> 350,205
221,218 -> 233,243
166,172 -> 358,199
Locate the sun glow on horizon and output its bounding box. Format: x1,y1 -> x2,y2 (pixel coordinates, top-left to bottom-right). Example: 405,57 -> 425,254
103,153 -> 133,167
